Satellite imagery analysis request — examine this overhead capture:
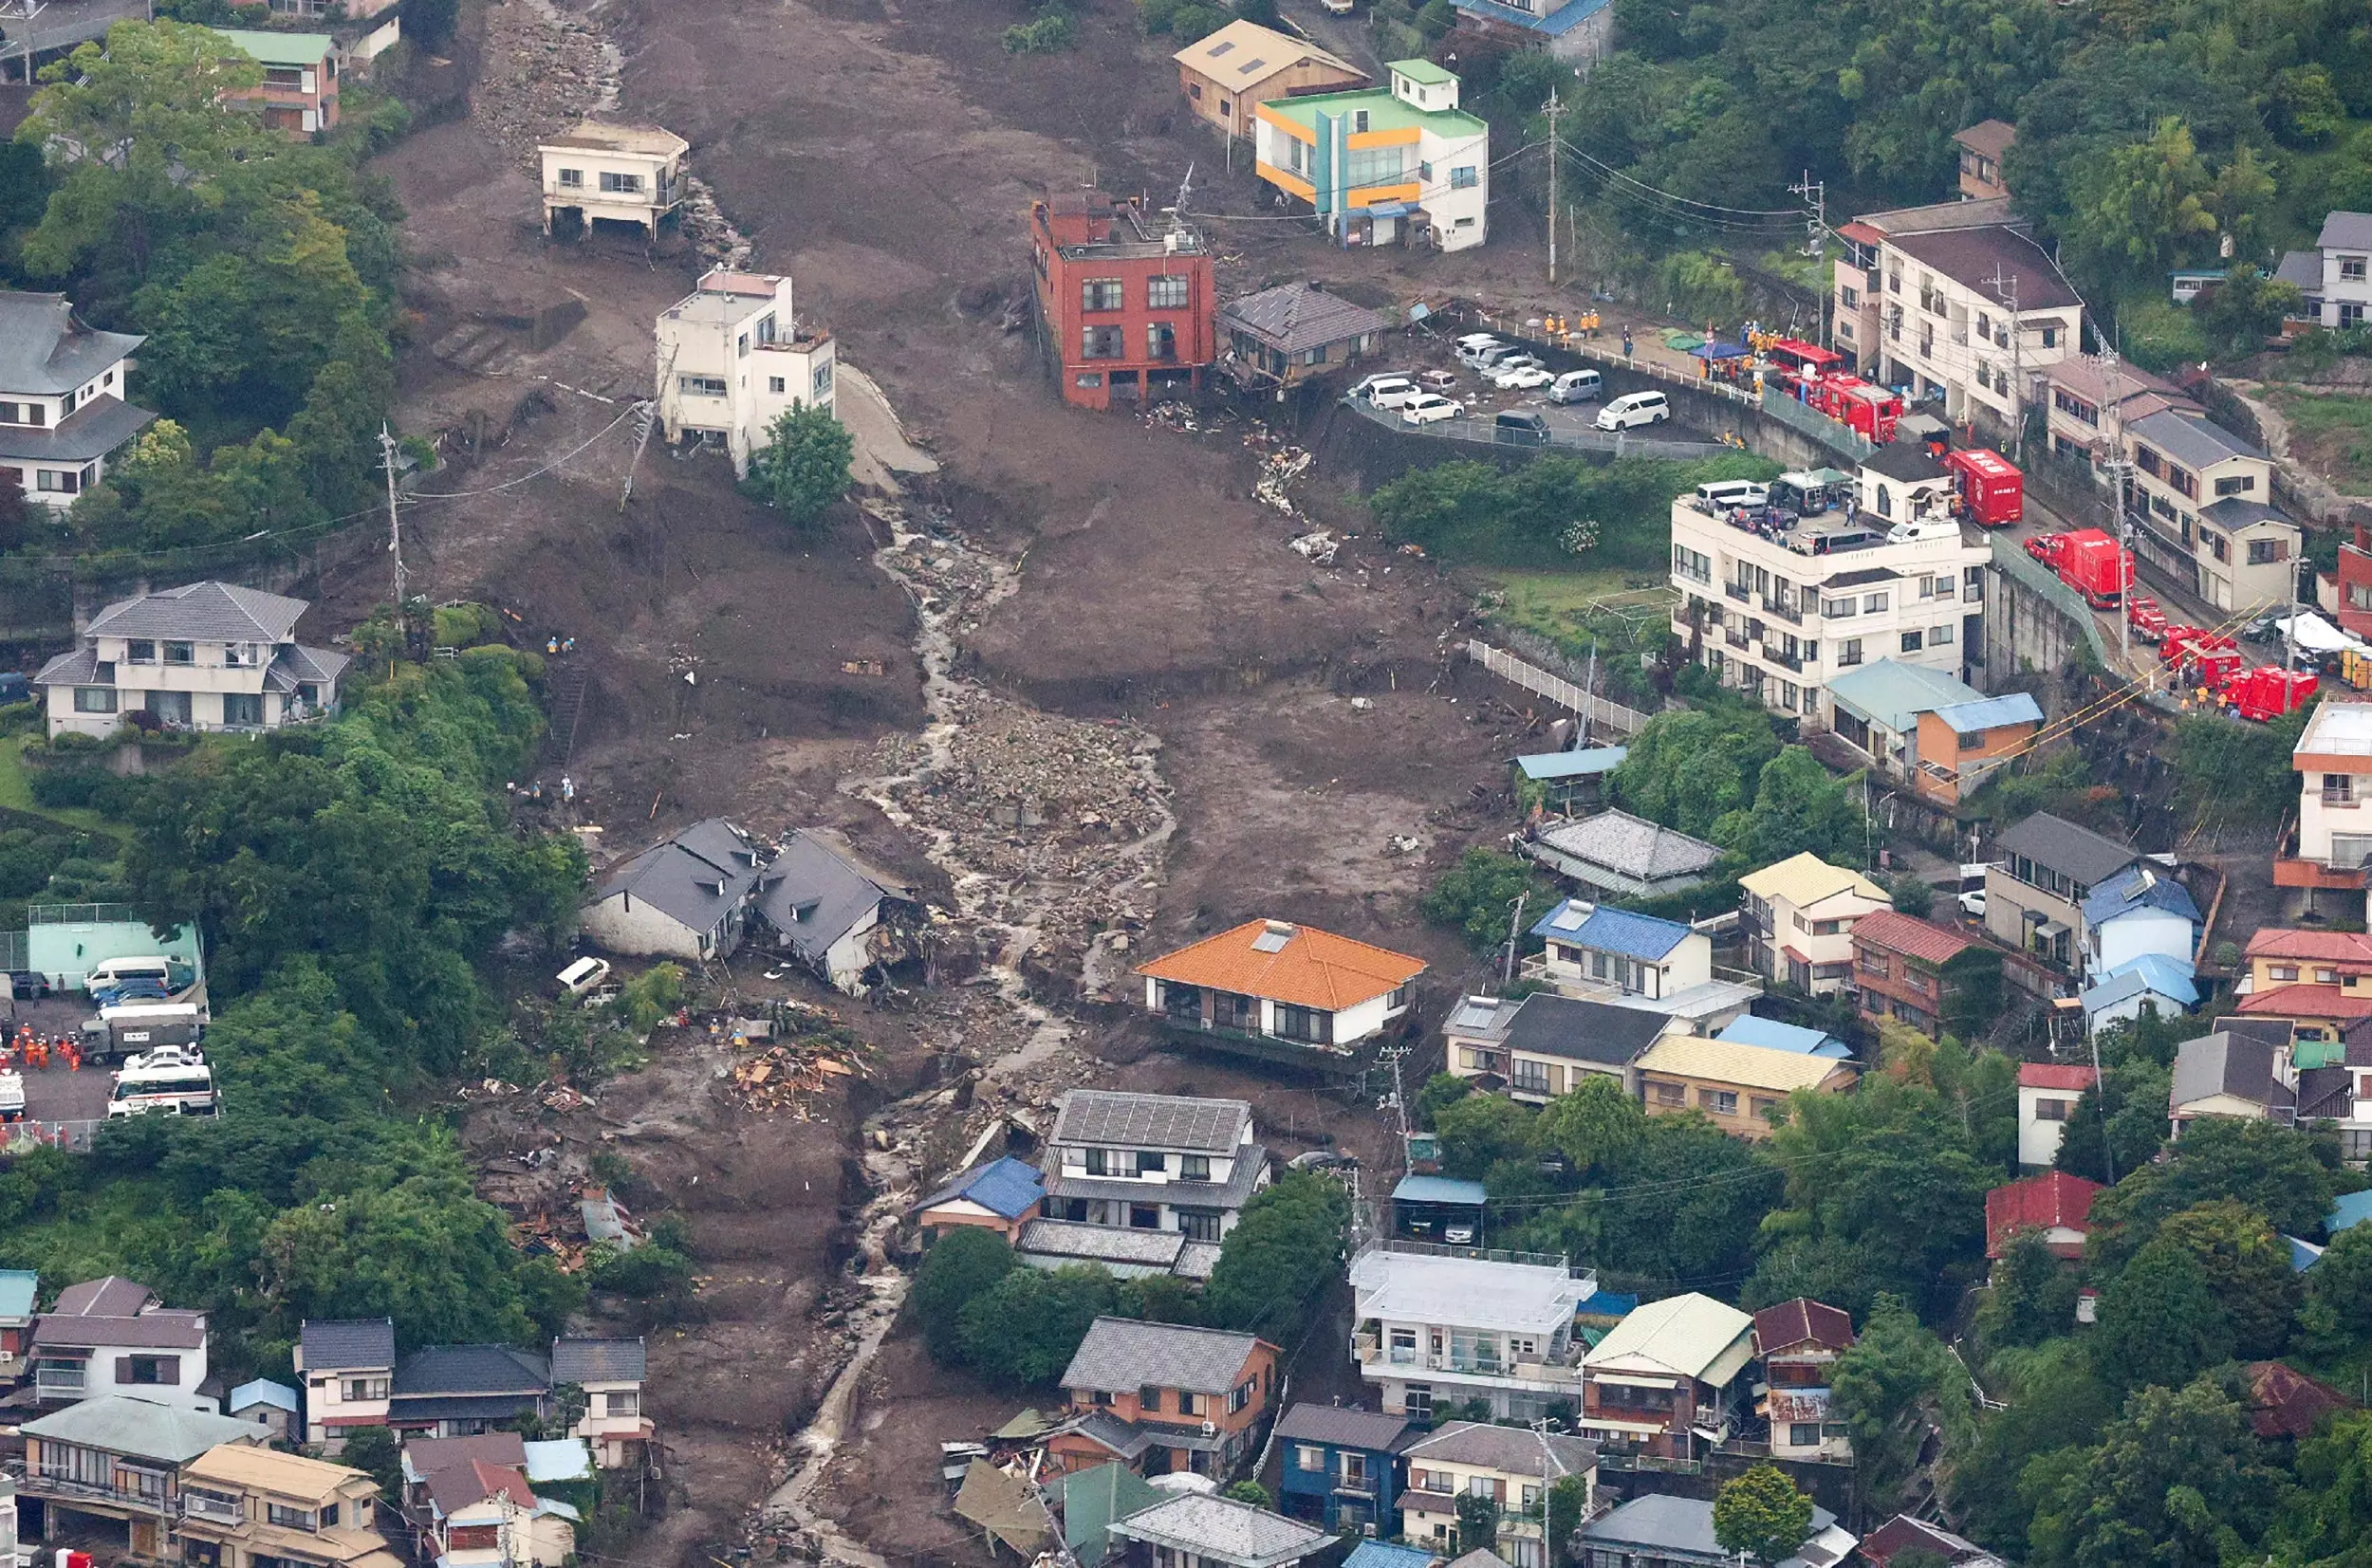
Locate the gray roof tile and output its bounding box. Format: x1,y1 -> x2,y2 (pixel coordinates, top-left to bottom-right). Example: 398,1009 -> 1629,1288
2317,212 -> 2372,251
1499,992 -> 1668,1066
0,292 -> 144,395
1053,1089 -> 1250,1153
0,396 -> 155,464
1401,1420 -> 1596,1477
302,1318 -> 396,1372
1112,1493 -> 1331,1568
1271,1403 -> 1410,1451
1061,1317 -> 1266,1395
591,818 -> 769,938
1219,283 -> 1390,359
551,1337 -> 644,1385
20,1395 -> 266,1464
394,1343 -> 550,1396
84,581 -> 309,643
1993,811 -> 2140,885
2129,408 -> 2265,468
1532,810 -> 1723,880
756,829 -> 912,966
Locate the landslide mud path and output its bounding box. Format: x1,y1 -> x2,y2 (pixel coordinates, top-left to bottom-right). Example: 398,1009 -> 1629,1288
762,492 -> 1177,1566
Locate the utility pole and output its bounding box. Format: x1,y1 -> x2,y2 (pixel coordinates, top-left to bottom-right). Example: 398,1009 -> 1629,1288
1986,266 -> 2025,459
1792,172 -> 1827,351
378,424 -> 406,617
1501,892 -> 1529,989
2101,346 -> 2137,667
1543,87 -> 1563,286
1530,1419 -> 1559,1568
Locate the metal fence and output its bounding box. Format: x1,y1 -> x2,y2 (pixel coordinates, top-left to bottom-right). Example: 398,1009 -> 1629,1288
1466,639 -> 1654,735
28,903 -> 141,925
1341,396 -> 1736,461
0,1120 -> 101,1155
1755,387 -> 1879,464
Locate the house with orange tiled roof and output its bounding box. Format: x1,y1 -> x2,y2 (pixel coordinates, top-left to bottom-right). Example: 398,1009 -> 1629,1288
2240,929 -> 2372,1040
1136,918 -> 1425,1063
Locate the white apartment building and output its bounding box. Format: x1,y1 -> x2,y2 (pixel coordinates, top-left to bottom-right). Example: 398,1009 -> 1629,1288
656,269 -> 837,478
1348,1245 -> 1596,1422
2284,701 -> 2372,918
2301,212 -> 2371,330
1670,489 -> 1990,720
0,290 -> 157,508
538,120 -> 689,237
1841,212 -> 2082,434
2122,409 -> 2299,613
32,581 -> 347,740
1251,61 -> 1490,251
1042,1089 -> 1269,1243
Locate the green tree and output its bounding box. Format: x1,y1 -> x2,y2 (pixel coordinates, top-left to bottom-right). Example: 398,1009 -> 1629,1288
2297,1222 -> 2372,1356
2152,1199 -> 2298,1359
336,1425 -> 403,1500
742,405 -> 855,530
2084,1116 -> 2341,1273
1828,1294 -> 1968,1501
1225,1480 -> 1273,1507
2191,265 -> 2304,360
912,1227 -> 1016,1365
1611,706 -> 1779,840
956,1265 -> 1121,1389
1716,747 -> 1861,867
1712,1464 -> 1816,1567
407,0 -> 462,46
1975,1227 -> 2080,1353
2089,1239 -> 2233,1397
1436,1092 -> 1537,1179
1415,1071 -> 1475,1129
2054,1058 -> 2171,1186
2067,117 -> 2220,284
1454,1491 -> 1498,1555
2024,1375 -> 2279,1568
2271,1410 -> 2372,1562
1944,1337 -> 2112,1547
1888,872 -> 1936,918
1422,848 -> 1554,956
1203,1171 -> 1349,1344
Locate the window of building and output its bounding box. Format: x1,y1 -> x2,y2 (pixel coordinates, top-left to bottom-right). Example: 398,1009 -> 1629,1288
266,1504 -> 316,1531
1274,1004 -> 1332,1043
120,1354 -> 176,1385
126,639 -> 156,664
678,375 -> 727,397
1229,1380 -> 1252,1413
1301,342 -> 1329,366
557,167 -> 584,188
1296,1445 -> 1326,1472
1839,636 -> 1863,667
1181,1153 -> 1211,1180
2327,774 -> 2356,804
1900,629 -> 1924,652
1789,1423 -> 1821,1448
1147,275 -> 1190,309
2344,257 -> 2369,283
35,468 -> 77,492
1148,323 -> 1179,360
1931,622 -> 1955,646
813,362 -> 833,398
2204,530 -> 2230,563
2033,1097 -> 2071,1122
1860,950 -> 1890,979
598,171 -> 644,194
2040,325 -> 2058,348
1082,325 -> 1126,360
224,692 -> 264,727
1863,591 -> 1889,612
767,376 -> 787,395
1081,279 -> 1124,312
1188,83 -> 1201,99
1450,166 -> 1478,189
2247,537 -> 2290,565
1702,1088 -> 1739,1115
341,1376 -> 389,1401
1652,1080 -> 1685,1106
1751,1097 -> 1779,1120
2319,967 -> 2343,985
2270,964 -> 2301,982
2215,473 -> 2256,497
74,687 -> 117,714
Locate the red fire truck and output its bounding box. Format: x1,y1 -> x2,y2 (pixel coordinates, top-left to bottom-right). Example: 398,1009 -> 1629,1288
1940,448 -> 2024,526
2224,666 -> 2319,722
2162,627 -> 2242,690
2029,529 -> 2132,607
1764,338 -> 1844,391
1806,375 -> 1904,444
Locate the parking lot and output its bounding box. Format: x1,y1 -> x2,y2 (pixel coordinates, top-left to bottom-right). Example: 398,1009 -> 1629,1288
3,992 -> 121,1126
1347,335 -> 1735,455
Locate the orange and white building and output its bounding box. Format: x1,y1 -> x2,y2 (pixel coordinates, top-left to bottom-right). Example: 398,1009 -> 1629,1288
1250,61 -> 1490,252
2277,701 -> 2372,917
1135,918 -> 1424,1061
2236,928 -> 2372,1040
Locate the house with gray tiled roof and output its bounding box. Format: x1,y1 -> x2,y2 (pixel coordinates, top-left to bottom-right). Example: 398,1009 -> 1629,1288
1522,810 -> 1722,901
579,817 -> 772,961
28,1276 -> 212,1411
1108,1491 -> 1332,1568
1050,1318 -> 1279,1479
0,289 -> 157,512
33,581 -> 348,740
551,1337 -> 651,1468
296,1317 -> 397,1450
1218,281 -> 1391,388
1029,1089 -> 1269,1280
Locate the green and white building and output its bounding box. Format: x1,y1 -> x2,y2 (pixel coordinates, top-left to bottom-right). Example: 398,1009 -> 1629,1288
1251,61 -> 1490,252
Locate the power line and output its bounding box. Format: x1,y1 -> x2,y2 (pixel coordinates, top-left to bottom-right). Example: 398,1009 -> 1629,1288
403,399 -> 648,501
1553,137 -> 1807,223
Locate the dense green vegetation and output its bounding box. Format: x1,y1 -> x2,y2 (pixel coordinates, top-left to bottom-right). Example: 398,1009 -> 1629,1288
909,1171 -> 1349,1388
742,406 -> 858,531
3,20 -> 403,559
1437,0 -> 2372,361
1369,454 -> 1778,570
0,649 -> 598,1381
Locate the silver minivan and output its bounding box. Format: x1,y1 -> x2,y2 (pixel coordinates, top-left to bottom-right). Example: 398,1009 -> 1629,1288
1547,369 -> 1603,404
1596,390 -> 1671,431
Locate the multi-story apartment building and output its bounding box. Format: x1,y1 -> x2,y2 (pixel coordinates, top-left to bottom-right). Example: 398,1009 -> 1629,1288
1737,852 -> 1890,994
537,120 -> 688,238
2040,355 -> 2197,480
1051,1318 -> 1278,1477
1832,200 -> 2011,375
655,269 -> 836,478
2277,701 -> 2372,915
0,289 -> 158,508
174,1444 -> 397,1568
1399,1422 -> 1598,1568
2334,515 -> 2372,641
1251,62 -> 1490,251
1577,1293 -> 1754,1460
1039,1089 -> 1269,1244
1030,191 -> 1215,412
214,29 -> 339,138
2121,409 -> 2298,613
1669,489 -> 1989,719
2276,212 -> 2372,329
1349,1245 -> 1597,1422
31,581 -> 347,741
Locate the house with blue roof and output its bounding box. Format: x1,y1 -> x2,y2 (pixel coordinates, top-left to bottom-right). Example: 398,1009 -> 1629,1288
1513,746 -> 1626,813
911,1155 -> 1045,1245
1527,898 -> 1760,1034
1715,1016 -> 1853,1060
2330,1190 -> 2372,1236
2081,864 -> 2201,979
225,1376 -> 300,1444
1823,659 -> 2044,808
2079,951 -> 2199,1039
1450,0 -> 1613,64
1918,691 -> 2047,806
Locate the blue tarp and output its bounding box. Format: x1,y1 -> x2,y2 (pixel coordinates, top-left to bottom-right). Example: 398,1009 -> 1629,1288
1690,341 -> 1751,360
1516,747 -> 1629,782
917,1155 -> 1046,1221
2331,1190 -> 2372,1235
1716,1016 -> 1852,1060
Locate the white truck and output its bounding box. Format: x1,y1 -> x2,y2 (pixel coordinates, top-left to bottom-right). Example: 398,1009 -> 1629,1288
79,1001 -> 205,1061
0,1067 -> 23,1124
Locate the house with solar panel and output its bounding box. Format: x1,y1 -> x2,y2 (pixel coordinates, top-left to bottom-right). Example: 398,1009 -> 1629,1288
1438,990 -> 1671,1103
1524,899 -> 1761,1035
1134,918 -> 1426,1067
1015,1089 -> 1269,1282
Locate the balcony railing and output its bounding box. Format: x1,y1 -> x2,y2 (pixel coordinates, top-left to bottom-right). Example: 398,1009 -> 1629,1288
1768,647 -> 1808,673
1759,596 -> 1804,626
1722,582 -> 1751,603
24,1473 -> 171,1513
182,1496 -> 246,1525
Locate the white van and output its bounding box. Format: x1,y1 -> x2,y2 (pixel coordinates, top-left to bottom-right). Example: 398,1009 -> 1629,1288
558,956 -> 613,999
1696,480 -> 1770,510
1365,377 -> 1424,411
107,1044 -> 216,1118
1596,391 -> 1671,431
1456,337 -> 1507,369
85,955 -> 176,992
1547,369 -> 1603,404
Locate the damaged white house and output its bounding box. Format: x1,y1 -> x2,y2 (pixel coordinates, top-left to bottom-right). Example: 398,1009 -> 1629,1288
656,269 -> 836,476
755,829 -> 919,994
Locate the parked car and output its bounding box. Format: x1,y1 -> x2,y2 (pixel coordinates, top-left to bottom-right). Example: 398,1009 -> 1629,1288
1486,354 -> 1546,383
1596,390 -> 1671,431
558,956 -> 614,1000
1351,373 -> 1414,404
1367,378 -> 1424,410
1696,480 -> 1770,509
1455,339 -> 1504,369
1319,0 -> 1354,12
1418,370 -> 1461,394
1401,394 -> 1465,425
8,971 -> 47,1000
1492,362 -> 1554,391
1547,369 -> 1603,404
1958,888 -> 1987,919
1493,411 -> 1550,446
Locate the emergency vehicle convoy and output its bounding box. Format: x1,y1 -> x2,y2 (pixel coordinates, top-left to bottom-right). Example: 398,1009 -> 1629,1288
107,1044 -> 216,1118
2026,529 -> 2134,607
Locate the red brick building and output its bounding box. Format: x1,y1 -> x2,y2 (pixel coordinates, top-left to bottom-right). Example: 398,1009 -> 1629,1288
1029,193 -> 1215,412
2338,518 -> 2372,640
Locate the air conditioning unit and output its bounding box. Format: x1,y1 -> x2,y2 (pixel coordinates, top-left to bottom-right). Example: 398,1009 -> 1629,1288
1201,1421 -> 1217,1437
